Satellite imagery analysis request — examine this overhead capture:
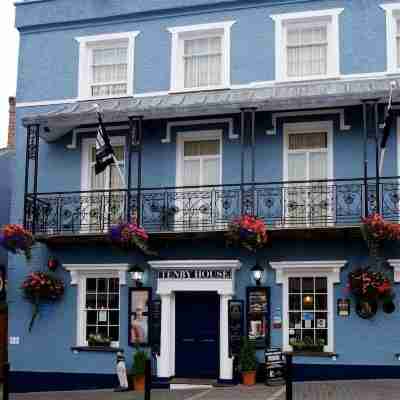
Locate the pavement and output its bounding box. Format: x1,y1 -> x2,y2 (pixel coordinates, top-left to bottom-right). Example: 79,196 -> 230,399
9,380 -> 400,400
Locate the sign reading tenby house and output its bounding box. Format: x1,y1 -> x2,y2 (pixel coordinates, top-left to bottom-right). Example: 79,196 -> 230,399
158,269 -> 232,280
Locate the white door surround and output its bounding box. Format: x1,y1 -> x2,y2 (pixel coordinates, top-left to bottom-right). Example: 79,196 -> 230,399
149,259 -> 241,381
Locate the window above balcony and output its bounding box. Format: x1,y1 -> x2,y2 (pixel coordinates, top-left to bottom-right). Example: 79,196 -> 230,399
381,4 -> 400,74
271,8 -> 343,82
168,21 -> 235,93
76,32 -> 140,100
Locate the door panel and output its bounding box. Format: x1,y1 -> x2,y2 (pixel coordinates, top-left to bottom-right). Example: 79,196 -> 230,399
175,292 -> 219,378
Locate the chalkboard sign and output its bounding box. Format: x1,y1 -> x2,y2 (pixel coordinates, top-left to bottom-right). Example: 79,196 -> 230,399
265,348 -> 286,386
150,299 -> 161,355
228,300 -> 244,357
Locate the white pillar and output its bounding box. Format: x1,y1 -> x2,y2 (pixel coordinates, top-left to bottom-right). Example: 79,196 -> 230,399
158,293 -> 172,378
170,293 -> 176,376
219,293 -> 233,381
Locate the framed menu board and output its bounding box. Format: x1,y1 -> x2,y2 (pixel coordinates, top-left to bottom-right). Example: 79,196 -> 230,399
246,287 -> 270,349
228,300 -> 244,357
129,288 -> 152,346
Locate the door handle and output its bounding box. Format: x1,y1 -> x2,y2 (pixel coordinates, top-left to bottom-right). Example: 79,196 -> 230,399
182,338 -> 195,343
199,338 -> 215,343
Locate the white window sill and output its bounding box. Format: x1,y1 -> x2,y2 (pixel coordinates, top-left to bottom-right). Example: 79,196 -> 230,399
169,85 -> 231,95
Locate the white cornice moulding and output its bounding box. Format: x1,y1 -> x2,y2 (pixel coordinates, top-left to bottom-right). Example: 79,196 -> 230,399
163,118 -> 238,143
388,259 -> 400,282
266,109 -> 351,135
167,20 -> 236,34
75,31 -> 140,43
149,259 -> 242,270
270,260 -> 346,284
64,264 -> 129,285
270,8 -> 344,22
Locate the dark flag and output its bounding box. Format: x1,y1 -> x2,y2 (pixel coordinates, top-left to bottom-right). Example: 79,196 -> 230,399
379,82 -> 396,175
95,112 -> 115,175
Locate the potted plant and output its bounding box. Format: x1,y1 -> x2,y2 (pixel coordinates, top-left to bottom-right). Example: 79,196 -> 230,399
1,224 -> 34,260
290,337 -> 324,353
239,338 -> 257,385
132,348 -> 148,392
87,333 -> 111,347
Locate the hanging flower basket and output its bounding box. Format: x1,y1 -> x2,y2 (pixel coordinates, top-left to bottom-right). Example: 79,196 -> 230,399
21,271 -> 64,332
361,214 -> 400,256
109,222 -> 156,256
225,215 -> 268,252
348,267 -> 395,319
0,224 -> 34,260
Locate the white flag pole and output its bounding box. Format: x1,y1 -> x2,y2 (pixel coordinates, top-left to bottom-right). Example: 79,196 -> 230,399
93,103 -> 126,187
379,81 -> 396,176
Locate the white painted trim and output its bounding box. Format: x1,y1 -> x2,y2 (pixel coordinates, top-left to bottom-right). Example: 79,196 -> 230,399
270,260 -> 345,353
266,109 -> 351,136
388,259 -> 400,282
64,263 -> 129,347
76,31 -> 140,99
163,118 -> 238,143
15,71 -> 400,109
175,130 -> 223,189
381,4 -> 400,74
271,8 -> 343,82
149,259 -> 241,270
168,21 -> 235,92
282,120 -> 334,182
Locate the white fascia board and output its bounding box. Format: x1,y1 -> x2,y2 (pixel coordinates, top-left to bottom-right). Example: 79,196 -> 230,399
149,259 -> 242,270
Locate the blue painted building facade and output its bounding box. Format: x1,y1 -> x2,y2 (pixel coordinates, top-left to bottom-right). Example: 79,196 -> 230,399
9,0 -> 400,392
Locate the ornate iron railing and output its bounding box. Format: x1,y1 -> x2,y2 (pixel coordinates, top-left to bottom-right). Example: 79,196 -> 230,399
24,177 -> 400,236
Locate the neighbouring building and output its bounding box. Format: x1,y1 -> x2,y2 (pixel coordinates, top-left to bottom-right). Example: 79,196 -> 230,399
9,0 -> 400,393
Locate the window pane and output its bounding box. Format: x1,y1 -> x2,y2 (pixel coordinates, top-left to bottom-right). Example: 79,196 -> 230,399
315,294 -> 327,310
289,277 -> 301,293
109,326 -> 119,342
289,294 -> 301,310
87,310 -> 97,325
109,278 -> 119,292
97,278 -> 107,293
310,152 -> 327,180
109,310 -> 119,325
289,132 -> 327,150
316,330 -> 327,346
315,277 -> 327,293
302,294 -> 314,310
302,329 -> 315,343
87,278 -> 97,292
109,294 -> 119,309
184,140 -> 220,156
302,277 -> 314,293
289,312 -> 301,328
97,293 -> 108,309
183,160 -> 200,186
288,153 -> 307,181
86,325 -> 97,339
316,312 -> 328,328
86,294 -> 96,309
203,159 -> 220,186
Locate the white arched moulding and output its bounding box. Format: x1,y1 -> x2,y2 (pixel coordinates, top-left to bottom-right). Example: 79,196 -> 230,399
149,259 -> 241,382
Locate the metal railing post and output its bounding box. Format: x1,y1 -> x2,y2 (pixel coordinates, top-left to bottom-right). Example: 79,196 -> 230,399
3,363 -> 10,400
144,359 -> 151,400
285,354 -> 293,400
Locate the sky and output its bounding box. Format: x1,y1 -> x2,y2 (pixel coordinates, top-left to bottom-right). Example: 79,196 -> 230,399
0,1 -> 18,148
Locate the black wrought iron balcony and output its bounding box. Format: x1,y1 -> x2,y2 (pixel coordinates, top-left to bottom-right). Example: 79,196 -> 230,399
24,177 -> 400,237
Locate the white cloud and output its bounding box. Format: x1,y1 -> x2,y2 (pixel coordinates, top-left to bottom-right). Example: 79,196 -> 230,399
0,1 -> 18,148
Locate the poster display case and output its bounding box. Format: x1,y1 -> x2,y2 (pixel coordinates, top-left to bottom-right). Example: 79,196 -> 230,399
247,287 -> 270,349
128,288 -> 152,346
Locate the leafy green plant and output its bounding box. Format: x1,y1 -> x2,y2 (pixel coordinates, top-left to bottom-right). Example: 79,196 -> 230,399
239,337 -> 257,372
132,348 -> 148,376
290,337 -> 325,352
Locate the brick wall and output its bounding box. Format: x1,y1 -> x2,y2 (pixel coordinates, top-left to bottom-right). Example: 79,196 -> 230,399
7,97 -> 15,148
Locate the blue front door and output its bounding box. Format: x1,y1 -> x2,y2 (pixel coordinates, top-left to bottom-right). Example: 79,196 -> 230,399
175,292 -> 219,378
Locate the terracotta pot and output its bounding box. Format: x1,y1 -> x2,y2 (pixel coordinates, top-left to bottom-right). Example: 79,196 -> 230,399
242,371 -> 256,386
133,375 -> 145,392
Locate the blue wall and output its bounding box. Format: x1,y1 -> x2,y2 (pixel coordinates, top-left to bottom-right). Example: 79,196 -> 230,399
15,0 -> 392,101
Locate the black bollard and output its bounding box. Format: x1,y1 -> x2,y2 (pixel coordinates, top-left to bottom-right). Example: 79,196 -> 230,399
144,359 -> 151,400
3,363 -> 9,400
285,354 -> 293,400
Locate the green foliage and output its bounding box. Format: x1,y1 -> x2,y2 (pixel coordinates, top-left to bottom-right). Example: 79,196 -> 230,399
132,348 -> 148,376
239,337 -> 257,372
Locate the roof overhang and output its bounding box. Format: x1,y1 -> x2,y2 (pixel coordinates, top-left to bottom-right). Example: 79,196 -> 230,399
22,75 -> 400,142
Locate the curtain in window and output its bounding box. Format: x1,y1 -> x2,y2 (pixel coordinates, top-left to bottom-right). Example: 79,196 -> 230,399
287,25 -> 327,77
289,132 -> 327,150
184,37 -> 222,88
91,47 -> 128,97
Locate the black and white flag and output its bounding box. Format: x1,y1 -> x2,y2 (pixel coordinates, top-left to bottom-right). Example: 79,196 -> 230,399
379,82 -> 396,175
95,112 -> 115,175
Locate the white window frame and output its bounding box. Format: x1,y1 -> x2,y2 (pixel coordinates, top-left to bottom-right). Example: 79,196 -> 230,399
176,129 -> 223,188
81,136 -> 125,192
270,260 -> 345,353
64,264 -> 129,347
271,8 -> 343,82
381,4 -> 400,74
75,32 -> 140,100
283,121 -> 334,182
167,21 -> 235,93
